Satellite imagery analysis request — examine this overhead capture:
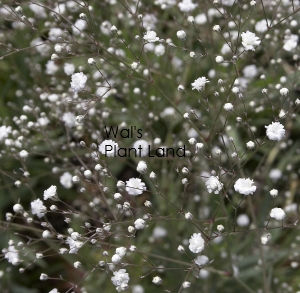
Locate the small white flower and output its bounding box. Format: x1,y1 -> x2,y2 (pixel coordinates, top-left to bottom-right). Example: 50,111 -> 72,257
116,247 -> 127,258
280,88 -> 289,97
217,225 -> 224,232
110,25 -> 117,33
137,161 -> 147,174
182,281 -> 191,288
5,245 -> 20,265
189,233 -> 205,253
60,172 -> 73,189
191,77 -> 210,91
270,189 -> 278,198
223,103 -> 233,111
261,235 -> 268,245
234,178 -> 256,195
112,254 -> 122,263
178,0 -> 197,12
187,16 -> 194,23
215,55 -> 224,63
246,141 -> 255,149
185,212 -> 193,220
176,30 -> 186,40
205,176 -> 223,194
134,218 -> 147,230
143,30 -> 159,42
19,150 -> 28,159
31,199 -> 46,218
111,269 -> 130,290
213,25 -> 221,32
40,273 -> 48,281
152,276 -> 162,285
131,62 -> 139,70
270,207 -> 285,221
70,72 -> 87,93
241,31 -> 261,51
43,185 -> 57,200
126,178 -> 146,196
195,255 -> 209,266
62,112 -> 76,128
265,122 -> 285,141
74,261 -> 81,268
13,203 -> 23,213
42,230 -> 51,238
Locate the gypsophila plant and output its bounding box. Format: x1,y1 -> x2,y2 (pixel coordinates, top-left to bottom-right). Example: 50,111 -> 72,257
1,1 -> 300,293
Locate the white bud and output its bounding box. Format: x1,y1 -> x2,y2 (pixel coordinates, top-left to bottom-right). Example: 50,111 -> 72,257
110,25 -> 117,33
152,276 -> 162,285
176,30 -> 186,40
215,55 -> 224,63
40,273 -> 48,281
185,212 -> 193,220
88,58 -> 96,66
270,189 -> 278,198
84,170 -> 92,179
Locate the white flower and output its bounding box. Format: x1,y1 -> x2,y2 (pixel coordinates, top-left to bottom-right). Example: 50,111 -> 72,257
64,63 -> 75,75
270,207 -> 285,221
280,88 -> 289,97
40,273 -> 48,280
241,31 -> 261,51
134,218 -> 147,230
66,237 -> 83,254
31,199 -> 46,218
19,150 -> 29,159
283,34 -> 298,52
215,55 -> 224,63
116,247 -> 127,258
43,185 -> 57,200
143,30 -> 159,42
178,0 -> 197,12
88,58 -> 96,66
270,189 -> 278,198
269,168 -> 282,180
255,19 -> 271,33
205,176 -> 223,194
49,289 -> 59,293
176,30 -> 186,40
154,44 -> 165,56
62,112 -> 76,128
236,214 -> 250,227
5,245 -> 20,265
99,139 -> 118,157
152,276 -> 162,285
70,72 -> 87,93
265,122 -> 285,141
111,269 -> 130,291
217,225 -> 224,232
223,103 -> 233,111
195,255 -> 209,266
13,204 -> 23,213
189,233 -> 205,253
246,141 -> 255,149
0,125 -> 12,142
60,172 -> 73,189
191,77 -> 209,91
234,178 -> 256,195
261,235 -> 268,245
112,254 -> 122,263
126,178 -> 146,196
137,161 -> 147,174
